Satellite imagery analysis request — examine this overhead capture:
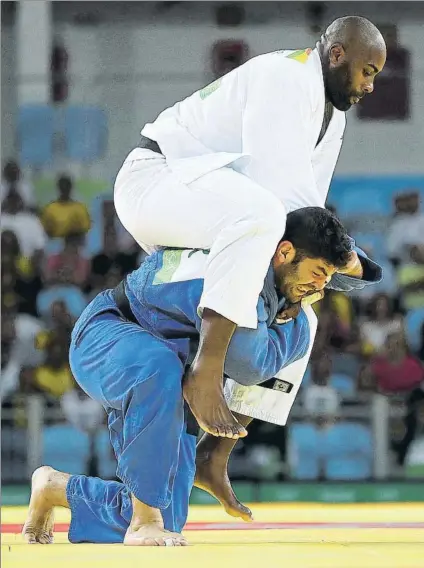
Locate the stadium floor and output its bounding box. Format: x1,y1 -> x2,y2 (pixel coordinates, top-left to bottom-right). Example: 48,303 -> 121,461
2,503 -> 424,568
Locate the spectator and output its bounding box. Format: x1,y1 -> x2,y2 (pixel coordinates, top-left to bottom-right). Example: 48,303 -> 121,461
36,300 -> 75,354
1,256 -> 19,310
397,245 -> 424,310
2,229 -> 32,277
61,383 -> 104,434
387,191 -> 424,264
419,323 -> 424,360
313,292 -> 361,356
304,355 -> 341,422
1,230 -> 43,316
1,305 -> 44,402
33,335 -> 75,398
44,233 -> 90,288
371,331 -> 423,395
1,159 -> 35,209
370,331 -> 424,467
359,293 -> 403,355
90,233 -> 138,292
1,191 -> 46,262
41,175 -> 91,238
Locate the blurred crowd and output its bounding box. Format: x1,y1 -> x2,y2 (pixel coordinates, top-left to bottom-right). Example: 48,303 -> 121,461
1,158 -> 424,481
1,159 -> 143,454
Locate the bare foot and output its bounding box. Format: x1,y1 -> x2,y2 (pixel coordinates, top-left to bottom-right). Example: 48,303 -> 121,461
194,450 -> 253,522
23,466 -> 57,544
183,364 -> 247,439
124,524 -> 188,546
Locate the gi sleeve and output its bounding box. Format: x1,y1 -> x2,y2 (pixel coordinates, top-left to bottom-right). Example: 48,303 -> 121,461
327,246 -> 383,292
241,55 -> 323,208
223,302 -> 310,386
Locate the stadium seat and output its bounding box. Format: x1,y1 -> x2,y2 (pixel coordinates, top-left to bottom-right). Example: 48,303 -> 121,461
37,286 -> 88,319
335,187 -> 391,218
288,422 -> 320,480
43,424 -> 90,474
323,422 -> 373,480
331,352 -> 360,377
18,105 -> 54,167
64,106 -> 108,162
405,307 -> 424,352
329,373 -> 356,398
352,232 -> 387,261
95,428 -> 117,480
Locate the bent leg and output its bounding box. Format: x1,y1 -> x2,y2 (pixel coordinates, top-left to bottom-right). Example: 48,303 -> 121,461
68,312 -> 188,545
115,160 -> 287,329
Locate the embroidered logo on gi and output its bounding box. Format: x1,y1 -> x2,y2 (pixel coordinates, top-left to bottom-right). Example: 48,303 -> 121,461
272,379 -> 293,394
286,48 -> 312,64
153,249 -> 184,285
199,78 -> 222,100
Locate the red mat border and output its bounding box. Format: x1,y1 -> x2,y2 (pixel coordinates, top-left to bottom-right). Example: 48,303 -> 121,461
2,521 -> 424,533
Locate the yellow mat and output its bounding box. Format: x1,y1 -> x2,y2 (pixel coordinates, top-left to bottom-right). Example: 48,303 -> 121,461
2,503 -> 424,568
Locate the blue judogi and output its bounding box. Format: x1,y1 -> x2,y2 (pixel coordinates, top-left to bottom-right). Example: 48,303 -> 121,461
67,246 -> 381,543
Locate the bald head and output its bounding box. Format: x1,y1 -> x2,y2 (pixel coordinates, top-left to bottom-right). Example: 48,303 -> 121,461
322,16 -> 386,53
318,16 -> 387,111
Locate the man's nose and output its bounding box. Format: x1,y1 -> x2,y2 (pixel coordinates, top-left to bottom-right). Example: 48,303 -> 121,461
363,80 -> 374,94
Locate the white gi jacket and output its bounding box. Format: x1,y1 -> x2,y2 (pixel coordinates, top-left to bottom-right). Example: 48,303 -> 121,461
142,48 -> 346,211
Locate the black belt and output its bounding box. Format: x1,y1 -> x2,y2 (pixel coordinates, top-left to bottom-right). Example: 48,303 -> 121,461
112,280 -> 138,325
112,279 -> 200,437
138,135 -> 162,155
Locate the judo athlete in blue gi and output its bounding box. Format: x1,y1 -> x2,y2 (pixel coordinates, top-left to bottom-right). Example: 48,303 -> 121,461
23,207 -> 381,546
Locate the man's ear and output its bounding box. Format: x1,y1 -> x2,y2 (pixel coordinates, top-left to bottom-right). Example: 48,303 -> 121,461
329,43 -> 346,66
276,241 -> 296,265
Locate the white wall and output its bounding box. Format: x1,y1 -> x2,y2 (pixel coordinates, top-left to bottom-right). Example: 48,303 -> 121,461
3,2 -> 424,181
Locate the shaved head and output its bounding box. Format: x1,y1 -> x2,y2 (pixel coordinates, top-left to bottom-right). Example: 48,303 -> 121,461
318,16 -> 387,111
322,16 -> 386,53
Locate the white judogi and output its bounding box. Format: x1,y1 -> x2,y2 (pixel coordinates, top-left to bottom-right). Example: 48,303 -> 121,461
114,48 -> 346,328
224,305 -> 318,426
154,245 -> 319,426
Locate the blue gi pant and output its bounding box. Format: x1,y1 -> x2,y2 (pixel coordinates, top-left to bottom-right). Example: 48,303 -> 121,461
68,310 -> 197,543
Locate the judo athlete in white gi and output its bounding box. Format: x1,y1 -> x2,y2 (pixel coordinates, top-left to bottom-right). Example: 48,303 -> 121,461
23,208 -> 382,546
113,16 -> 387,439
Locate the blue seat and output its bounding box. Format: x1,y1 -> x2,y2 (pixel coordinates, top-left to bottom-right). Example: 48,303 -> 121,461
64,106 -> 108,162
405,308 -> 424,352
329,373 -> 356,398
323,422 -> 373,480
332,353 -> 360,377
43,425 -> 89,474
18,105 -> 54,166
352,232 -> 387,261
95,428 -> 117,479
288,423 -> 320,480
37,286 -> 88,319
335,188 -> 391,218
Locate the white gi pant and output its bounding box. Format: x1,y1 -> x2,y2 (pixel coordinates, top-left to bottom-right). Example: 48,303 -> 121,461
114,148 -> 286,329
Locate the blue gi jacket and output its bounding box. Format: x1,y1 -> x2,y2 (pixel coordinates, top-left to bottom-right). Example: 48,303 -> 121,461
72,246 -> 381,387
